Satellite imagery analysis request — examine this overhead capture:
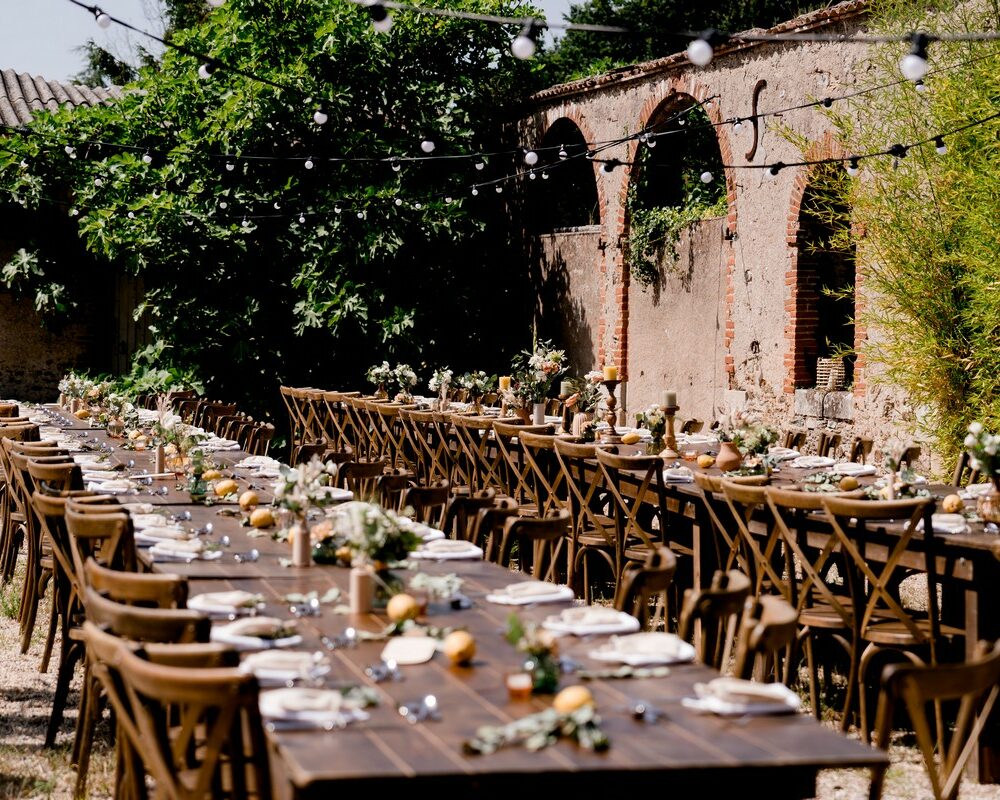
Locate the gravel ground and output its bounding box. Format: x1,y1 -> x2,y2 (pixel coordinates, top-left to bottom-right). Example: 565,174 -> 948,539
0,567 -> 997,799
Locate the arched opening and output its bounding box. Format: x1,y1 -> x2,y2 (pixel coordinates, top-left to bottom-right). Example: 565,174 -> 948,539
626,95 -> 726,289
791,164 -> 856,388
529,118 -> 599,231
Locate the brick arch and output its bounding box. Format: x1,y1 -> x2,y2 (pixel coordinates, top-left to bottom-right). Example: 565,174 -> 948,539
536,111 -> 607,226
782,133 -> 864,395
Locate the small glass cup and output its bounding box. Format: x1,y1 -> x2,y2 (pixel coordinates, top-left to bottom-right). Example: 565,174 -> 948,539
505,670 -> 533,701
682,448 -> 698,461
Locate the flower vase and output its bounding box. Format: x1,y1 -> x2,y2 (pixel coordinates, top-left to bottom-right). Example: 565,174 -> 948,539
978,480 -> 1000,524
350,565 -> 375,614
646,437 -> 665,455
532,403 -> 546,425
523,653 -> 560,694
374,385 -> 388,400
572,412 -> 593,437
187,472 -> 208,503
471,396 -> 483,415
716,441 -> 743,472
438,387 -> 449,411
291,522 -> 312,567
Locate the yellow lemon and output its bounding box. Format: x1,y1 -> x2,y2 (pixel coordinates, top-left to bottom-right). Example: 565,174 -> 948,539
214,479 -> 238,497
238,490 -> 260,511
249,508 -> 274,528
697,454 -> 716,469
202,469 -> 223,482
838,476 -> 859,491
74,408 -> 91,420
941,494 -> 964,514
621,431 -> 642,445
386,593 -> 421,623
553,685 -> 594,714
442,630 -> 476,665
335,545 -> 354,565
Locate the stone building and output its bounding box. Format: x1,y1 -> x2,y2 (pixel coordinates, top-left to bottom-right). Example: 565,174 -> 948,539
524,0 -> 917,462
0,69 -> 142,402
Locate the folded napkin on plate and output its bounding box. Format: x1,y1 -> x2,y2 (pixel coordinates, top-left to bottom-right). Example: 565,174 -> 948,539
789,456 -> 836,469
190,590 -> 261,609
589,632 -> 696,665
92,479 -> 135,492
243,651 -> 320,674
505,581 -> 566,598
767,447 -> 800,461
663,466 -> 694,483
917,513 -> 970,534
83,470 -> 120,481
556,606 -> 627,626
218,616 -> 296,639
200,438 -> 241,451
138,525 -> 190,541
832,462 -> 877,477
421,539 -> 478,553
151,538 -> 203,554
696,677 -> 800,707
120,502 -> 155,514
129,513 -> 168,530
258,688 -> 367,725
960,483 -> 994,499
678,433 -> 719,445
238,456 -> 282,468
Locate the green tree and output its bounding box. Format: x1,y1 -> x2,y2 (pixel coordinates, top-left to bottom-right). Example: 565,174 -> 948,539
0,0 -> 539,417
541,0 -> 828,83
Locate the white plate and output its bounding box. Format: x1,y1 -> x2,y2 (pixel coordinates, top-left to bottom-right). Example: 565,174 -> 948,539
211,629 -> 303,652
485,581 -> 575,606
259,688 -> 368,726
134,527 -> 191,546
683,678 -> 801,716
542,607 -> 640,636
832,462 -> 877,477
148,545 -> 222,562
663,467 -> 694,483
411,541 -> 483,561
588,632 -> 696,665
918,513 -> 970,535
789,456 -> 836,469
129,513 -> 170,530
240,652 -> 330,686
397,519 -> 446,542
317,486 -> 354,502
188,591 -> 264,616
119,502 -> 155,514
380,636 -> 437,666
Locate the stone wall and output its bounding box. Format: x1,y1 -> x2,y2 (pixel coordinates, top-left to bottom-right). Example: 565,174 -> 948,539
523,1 -> 926,470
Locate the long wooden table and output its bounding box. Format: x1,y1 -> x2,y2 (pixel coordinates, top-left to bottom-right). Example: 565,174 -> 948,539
33,406 -> 886,797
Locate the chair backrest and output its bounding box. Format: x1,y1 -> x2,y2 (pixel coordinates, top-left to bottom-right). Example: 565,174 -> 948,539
496,509 -> 571,579
782,428 -> 807,450
26,458 -> 83,495
491,420 -> 549,507
473,497 -> 519,555
553,437 -> 616,557
0,402 -> 19,418
399,409 -> 450,485
951,450 -> 982,488
450,414 -> 504,494
816,430 -> 842,459
518,430 -> 564,517
246,422 -> 275,457
594,448 -> 670,567
443,489 -> 499,543
820,495 -> 940,652
693,472 -> 753,577
85,558 -> 188,608
732,595 -> 800,683
613,546 -> 677,630
899,444 -> 921,469
402,481 -> 450,528
680,418 -> 704,434
337,459 -> 387,500
719,478 -> 789,600
849,436 -> 874,465
678,569 -> 752,671
293,439 -> 328,464
871,641 -> 1000,800
84,587 -> 210,643
378,469 -> 414,512
85,623 -> 272,800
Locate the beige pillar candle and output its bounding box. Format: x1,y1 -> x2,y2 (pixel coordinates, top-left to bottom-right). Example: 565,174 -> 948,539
603,365 -> 618,381
498,376 -> 512,392
661,390 -> 677,408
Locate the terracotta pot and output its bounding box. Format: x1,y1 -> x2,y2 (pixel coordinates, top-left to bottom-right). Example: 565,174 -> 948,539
532,403 -> 546,425
572,412 -> 593,437
716,441 -> 743,473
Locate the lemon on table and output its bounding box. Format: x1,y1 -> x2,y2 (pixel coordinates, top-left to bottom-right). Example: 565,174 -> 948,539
214,478 -> 238,497
249,508 -> 274,528
838,476 -> 859,491
553,685 -> 594,714
386,593 -> 421,623
621,431 -> 642,445
74,409 -> 91,420
697,454 -> 715,469
442,630 -> 476,665
202,469 -> 223,481
941,494 -> 964,514
238,490 -> 260,511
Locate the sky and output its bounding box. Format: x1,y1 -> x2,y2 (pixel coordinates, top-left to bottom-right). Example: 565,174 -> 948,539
0,0 -> 573,84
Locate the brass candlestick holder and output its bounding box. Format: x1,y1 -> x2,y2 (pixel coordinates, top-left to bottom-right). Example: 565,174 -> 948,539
662,404 -> 679,459
559,391 -> 573,434
600,380 -> 622,443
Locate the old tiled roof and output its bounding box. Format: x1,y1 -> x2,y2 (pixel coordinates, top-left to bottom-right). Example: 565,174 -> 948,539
0,69 -> 121,127
531,0 -> 869,104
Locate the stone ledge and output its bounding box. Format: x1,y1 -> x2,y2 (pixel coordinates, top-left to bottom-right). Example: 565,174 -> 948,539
794,388 -> 854,421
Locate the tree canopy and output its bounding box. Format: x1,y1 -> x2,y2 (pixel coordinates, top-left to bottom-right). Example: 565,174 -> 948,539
0,0 -> 542,414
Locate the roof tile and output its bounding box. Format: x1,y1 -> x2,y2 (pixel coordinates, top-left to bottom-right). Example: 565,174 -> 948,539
0,68 -> 118,126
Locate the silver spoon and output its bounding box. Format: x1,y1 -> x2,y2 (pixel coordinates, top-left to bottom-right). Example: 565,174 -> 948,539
234,548 -> 260,563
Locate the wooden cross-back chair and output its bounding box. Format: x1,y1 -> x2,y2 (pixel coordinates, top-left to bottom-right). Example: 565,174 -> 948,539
677,569 -> 752,672
718,479 -> 789,602
279,385 -> 304,460
490,420 -> 544,509
552,437 -> 616,601
493,509 -> 571,581
693,472 -> 754,579
595,448 -> 683,597
337,459 -> 387,501
765,485 -> 860,727
450,414 -> 505,495
443,489 -> 500,545
433,411 -> 468,490
342,396 -> 374,459
321,391 -> 360,454
817,430 -> 842,459
518,430 -> 566,519
292,439 -> 329,465
245,422 -> 275,457
951,450 -> 982,488
781,428 -> 807,451
113,640 -> 273,800
0,425 -> 42,582
398,409 -> 450,485
849,436 -> 874,465
869,640 -> 1000,800
360,399 -> 394,463
613,545 -> 677,631
819,495 -> 964,743
78,621 -> 237,800
732,594 -> 800,684
403,481 -> 450,528
374,402 -> 419,471
378,469 -> 415,513
0,402 -> 20,417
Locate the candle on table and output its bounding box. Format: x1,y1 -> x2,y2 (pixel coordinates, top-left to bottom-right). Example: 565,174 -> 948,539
498,376 -> 511,392
559,380 -> 573,397
661,390 -> 677,408
603,365 -> 618,381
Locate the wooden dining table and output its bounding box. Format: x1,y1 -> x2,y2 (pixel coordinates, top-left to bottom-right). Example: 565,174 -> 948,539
34,406 -> 887,798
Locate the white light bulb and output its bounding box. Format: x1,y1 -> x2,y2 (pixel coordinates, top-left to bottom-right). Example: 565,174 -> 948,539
273,201 -> 281,209
142,152 -> 152,164
414,202 -> 422,209
94,177 -> 103,186
395,198 -> 403,206
687,38 -> 714,67
313,110 -> 328,125
845,163 -> 859,177
219,201 -> 228,209
391,159 -> 401,172
935,138 -> 947,155
357,211 -> 364,219
733,120 -> 743,133
528,172 -> 536,180
420,139 -> 435,154
198,63 -> 213,80
334,206 -> 341,214
64,145 -> 75,155
69,208 -> 79,217
511,34 -> 536,60
523,150 -> 538,166
304,158 -> 314,170
471,187 -> 479,196
645,135 -> 657,148
127,211 -> 135,219
541,171 -> 549,180
372,15 -> 393,33
207,0 -> 226,7
700,171 -> 713,184
444,196 -> 452,203
914,80 -> 927,93
96,12 -> 111,29
474,160 -> 485,171
152,191 -> 160,198
558,146 -> 568,160
225,161 -> 235,171
241,218 -> 250,228
299,215 -> 306,223
495,186 -> 503,193
900,53 -> 928,82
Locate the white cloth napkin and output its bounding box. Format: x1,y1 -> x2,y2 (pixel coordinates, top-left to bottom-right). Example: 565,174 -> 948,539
83,470 -> 120,481
589,632 -> 696,666
767,447 -> 800,461
682,678 -> 801,716
188,590 -> 263,614
212,617 -> 302,650
136,525 -> 190,544
789,456 -> 836,469
241,652 -> 330,685
960,483 -> 994,499
663,466 -> 694,483
90,479 -> 135,494
128,513 -> 169,530
258,688 -> 367,726
917,513 -> 970,534
120,502 -> 155,514
832,462 -> 877,477
543,606 -> 641,635
411,539 -> 483,560
485,581 -> 575,606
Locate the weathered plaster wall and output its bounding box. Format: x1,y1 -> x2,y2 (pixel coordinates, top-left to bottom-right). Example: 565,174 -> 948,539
525,1 -> 922,468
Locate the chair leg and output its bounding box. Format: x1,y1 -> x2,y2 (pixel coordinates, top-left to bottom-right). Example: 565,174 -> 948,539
837,633 -> 859,733
45,637 -> 82,748
40,598 -> 59,673
803,632 -> 821,720
19,564 -> 41,655
74,669 -> 96,797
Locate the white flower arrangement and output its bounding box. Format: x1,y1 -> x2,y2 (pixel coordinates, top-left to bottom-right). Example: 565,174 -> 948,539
392,363 -> 418,396
964,422 -> 1000,483
511,339 -> 566,403
58,371 -> 93,400
272,456 -> 340,517
457,370 -> 495,397
330,500 -> 421,565
635,404 -> 666,438
715,409 -> 777,455
366,361 -> 393,388
428,367 -> 453,393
